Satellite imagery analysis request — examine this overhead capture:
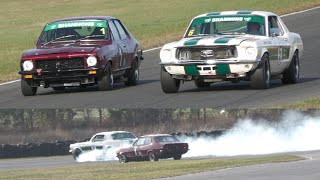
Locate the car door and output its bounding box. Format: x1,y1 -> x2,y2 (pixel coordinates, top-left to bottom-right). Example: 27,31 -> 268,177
108,20 -> 124,70
268,16 -> 291,74
133,137 -> 145,157
91,134 -> 105,150
139,137 -> 152,157
113,19 -> 132,68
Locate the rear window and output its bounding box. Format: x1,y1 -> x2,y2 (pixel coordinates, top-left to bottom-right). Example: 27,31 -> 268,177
155,136 -> 180,143
112,132 -> 136,140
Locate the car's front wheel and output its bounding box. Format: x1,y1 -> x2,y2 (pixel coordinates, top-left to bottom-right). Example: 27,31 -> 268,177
173,155 -> 182,160
125,60 -> 139,86
250,53 -> 271,89
161,66 -> 180,93
118,154 -> 128,163
282,51 -> 299,84
72,149 -> 82,160
21,77 -> 37,96
148,152 -> 159,162
98,62 -> 113,91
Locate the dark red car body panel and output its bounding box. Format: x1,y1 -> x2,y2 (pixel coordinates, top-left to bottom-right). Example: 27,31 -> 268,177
19,16 -> 143,90
116,134 -> 189,162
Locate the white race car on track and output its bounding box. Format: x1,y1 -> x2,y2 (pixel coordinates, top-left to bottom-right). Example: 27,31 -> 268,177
160,11 -> 303,93
69,131 -> 137,159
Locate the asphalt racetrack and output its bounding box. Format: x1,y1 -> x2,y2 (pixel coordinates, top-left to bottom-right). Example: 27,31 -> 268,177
0,8 -> 320,108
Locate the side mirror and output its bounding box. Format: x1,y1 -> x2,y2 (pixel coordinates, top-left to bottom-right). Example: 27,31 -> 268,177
271,32 -> 279,37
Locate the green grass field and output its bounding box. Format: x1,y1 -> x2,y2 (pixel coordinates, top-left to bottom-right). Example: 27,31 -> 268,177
1,0 -> 320,82
0,155 -> 304,180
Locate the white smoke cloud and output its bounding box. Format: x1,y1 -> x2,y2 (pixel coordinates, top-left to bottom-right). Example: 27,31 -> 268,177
75,111 -> 320,162
182,110 -> 320,157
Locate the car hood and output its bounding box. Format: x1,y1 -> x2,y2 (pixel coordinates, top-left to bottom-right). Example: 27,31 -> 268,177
21,45 -> 98,58
173,35 -> 261,47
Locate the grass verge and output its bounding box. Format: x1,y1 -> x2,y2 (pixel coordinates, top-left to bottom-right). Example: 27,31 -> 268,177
275,98 -> 320,109
1,0 -> 320,82
0,155 -> 304,180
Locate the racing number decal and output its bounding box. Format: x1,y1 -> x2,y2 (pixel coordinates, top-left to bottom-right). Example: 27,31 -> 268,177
278,47 -> 283,64
100,28 -> 106,35
118,47 -> 124,67
188,29 -> 194,36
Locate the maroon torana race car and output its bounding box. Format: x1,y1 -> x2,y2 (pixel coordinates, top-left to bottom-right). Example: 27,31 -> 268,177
116,134 -> 189,163
19,16 -> 143,96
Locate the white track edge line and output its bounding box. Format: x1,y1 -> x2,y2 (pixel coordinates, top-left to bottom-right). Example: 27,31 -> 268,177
1,6 -> 319,86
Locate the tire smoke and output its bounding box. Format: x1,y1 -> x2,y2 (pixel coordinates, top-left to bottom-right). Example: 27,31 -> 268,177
182,110 -> 320,157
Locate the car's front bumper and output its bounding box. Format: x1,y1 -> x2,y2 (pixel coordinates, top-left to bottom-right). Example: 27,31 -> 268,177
19,68 -> 101,87
162,61 -> 259,80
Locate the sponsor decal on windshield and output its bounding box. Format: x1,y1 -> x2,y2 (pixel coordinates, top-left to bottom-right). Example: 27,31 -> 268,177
193,15 -> 264,25
44,20 -> 107,31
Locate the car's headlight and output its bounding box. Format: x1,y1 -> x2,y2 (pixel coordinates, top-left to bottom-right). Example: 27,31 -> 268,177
87,56 -> 97,67
245,47 -> 257,59
160,49 -> 172,62
22,60 -> 34,71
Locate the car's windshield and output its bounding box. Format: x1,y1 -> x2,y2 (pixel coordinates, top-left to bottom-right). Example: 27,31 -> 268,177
39,20 -> 109,44
155,136 -> 180,143
185,15 -> 266,37
112,132 -> 136,140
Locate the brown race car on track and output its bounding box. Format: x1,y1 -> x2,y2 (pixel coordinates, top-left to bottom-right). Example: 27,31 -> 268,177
116,134 -> 189,163
19,16 -> 143,96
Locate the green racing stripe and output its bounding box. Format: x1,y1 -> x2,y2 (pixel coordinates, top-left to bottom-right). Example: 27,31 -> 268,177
214,36 -> 235,44
216,64 -> 230,76
184,65 -> 199,75
184,38 -> 202,46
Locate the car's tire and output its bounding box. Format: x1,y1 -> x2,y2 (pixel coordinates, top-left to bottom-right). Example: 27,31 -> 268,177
118,154 -> 128,163
194,79 -> 211,88
250,53 -> 271,89
72,149 -> 82,160
125,60 -> 139,86
282,51 -> 299,84
161,66 -> 180,93
98,62 -> 113,91
148,152 -> 159,162
52,86 -> 65,91
173,155 -> 182,160
21,77 -> 37,96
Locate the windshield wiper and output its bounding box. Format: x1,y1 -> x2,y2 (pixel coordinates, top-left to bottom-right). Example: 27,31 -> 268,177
43,35 -> 77,46
77,35 -> 105,41
219,32 -> 245,35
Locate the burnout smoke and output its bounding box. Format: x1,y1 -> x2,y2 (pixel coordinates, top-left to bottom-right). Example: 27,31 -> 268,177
182,110 -> 320,157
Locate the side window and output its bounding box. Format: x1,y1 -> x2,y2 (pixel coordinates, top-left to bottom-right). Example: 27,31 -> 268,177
109,21 -> 120,41
92,135 -> 104,142
113,20 -> 128,40
144,137 -> 152,145
268,16 -> 283,36
135,137 -> 145,146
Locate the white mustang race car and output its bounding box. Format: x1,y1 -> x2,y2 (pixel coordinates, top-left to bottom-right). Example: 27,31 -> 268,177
69,131 -> 137,159
160,11 -> 303,93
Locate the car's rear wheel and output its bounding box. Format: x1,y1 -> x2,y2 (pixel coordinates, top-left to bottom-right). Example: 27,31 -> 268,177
125,60 -> 139,86
282,51 -> 299,84
118,154 -> 128,163
161,66 -> 180,93
194,79 -> 211,88
21,77 -> 37,96
52,86 -> 65,91
173,155 -> 182,160
98,62 -> 113,91
250,53 -> 271,89
72,149 -> 82,160
148,152 -> 158,162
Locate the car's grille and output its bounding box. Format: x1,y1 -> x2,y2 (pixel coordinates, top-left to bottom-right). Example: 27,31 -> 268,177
36,58 -> 84,70
177,46 -> 237,60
